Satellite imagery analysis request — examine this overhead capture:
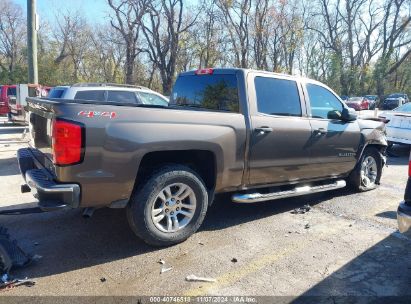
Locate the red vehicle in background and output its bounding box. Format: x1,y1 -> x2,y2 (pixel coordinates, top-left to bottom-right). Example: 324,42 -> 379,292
8,84 -> 51,125
0,85 -> 16,115
345,96 -> 370,111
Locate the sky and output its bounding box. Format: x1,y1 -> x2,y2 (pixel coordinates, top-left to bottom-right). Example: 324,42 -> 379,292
14,0 -> 109,24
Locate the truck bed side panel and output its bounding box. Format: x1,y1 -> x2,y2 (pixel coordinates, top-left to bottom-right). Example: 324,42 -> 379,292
27,98 -> 247,207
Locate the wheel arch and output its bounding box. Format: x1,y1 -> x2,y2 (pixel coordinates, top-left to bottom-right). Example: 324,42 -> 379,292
134,149 -> 217,195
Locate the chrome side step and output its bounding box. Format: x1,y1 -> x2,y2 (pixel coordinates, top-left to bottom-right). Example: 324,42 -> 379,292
232,180 -> 346,203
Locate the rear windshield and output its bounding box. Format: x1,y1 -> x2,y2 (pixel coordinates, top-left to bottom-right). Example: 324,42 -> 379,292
7,87 -> 16,96
171,74 -> 239,112
348,97 -> 362,102
48,88 -> 67,98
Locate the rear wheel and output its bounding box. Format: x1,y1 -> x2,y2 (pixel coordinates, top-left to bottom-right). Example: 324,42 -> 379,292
348,147 -> 382,192
127,165 -> 208,246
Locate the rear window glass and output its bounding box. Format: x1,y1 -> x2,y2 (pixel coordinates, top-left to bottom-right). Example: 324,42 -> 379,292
48,88 -> 66,98
254,77 -> 301,116
171,74 -> 239,112
75,90 -> 105,102
107,91 -> 137,104
7,87 -> 16,96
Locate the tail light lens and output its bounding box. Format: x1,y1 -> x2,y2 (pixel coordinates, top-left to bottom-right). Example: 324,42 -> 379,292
52,119 -> 84,166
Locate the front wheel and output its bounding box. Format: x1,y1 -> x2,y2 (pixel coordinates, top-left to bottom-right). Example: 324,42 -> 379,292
348,147 -> 383,192
127,165 -> 208,246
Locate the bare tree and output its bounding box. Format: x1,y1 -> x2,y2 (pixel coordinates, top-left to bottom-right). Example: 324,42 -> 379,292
374,0 -> 411,96
190,0 -> 228,68
53,11 -> 93,82
0,0 -> 25,81
253,0 -> 270,70
216,0 -> 252,68
140,0 -> 198,94
107,0 -> 149,84
91,26 -> 125,82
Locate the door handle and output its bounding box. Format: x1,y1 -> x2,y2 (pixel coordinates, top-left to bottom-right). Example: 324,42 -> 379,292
313,128 -> 327,135
255,126 -> 273,134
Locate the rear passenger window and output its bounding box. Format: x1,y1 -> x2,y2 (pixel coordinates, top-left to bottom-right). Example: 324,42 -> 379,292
107,91 -> 137,104
75,90 -> 105,102
254,77 -> 301,117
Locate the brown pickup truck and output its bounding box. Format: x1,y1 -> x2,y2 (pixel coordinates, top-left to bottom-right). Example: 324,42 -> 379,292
17,68 -> 387,246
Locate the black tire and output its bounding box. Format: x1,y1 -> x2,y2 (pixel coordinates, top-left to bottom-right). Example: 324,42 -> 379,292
127,165 -> 208,247
348,147 -> 383,192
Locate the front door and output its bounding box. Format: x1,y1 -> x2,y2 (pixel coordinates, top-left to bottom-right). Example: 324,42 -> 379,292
248,74 -> 313,186
304,82 -> 361,178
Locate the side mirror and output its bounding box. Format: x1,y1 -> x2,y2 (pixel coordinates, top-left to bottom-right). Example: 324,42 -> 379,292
341,108 -> 357,122
327,110 -> 342,120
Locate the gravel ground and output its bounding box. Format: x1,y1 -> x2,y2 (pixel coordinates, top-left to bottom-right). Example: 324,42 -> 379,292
0,117 -> 410,299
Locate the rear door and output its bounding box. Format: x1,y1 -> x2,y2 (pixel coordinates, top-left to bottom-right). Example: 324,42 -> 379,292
247,73 -> 313,186
303,81 -> 361,178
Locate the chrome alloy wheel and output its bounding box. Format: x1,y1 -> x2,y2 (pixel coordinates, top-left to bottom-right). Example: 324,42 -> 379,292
360,156 -> 378,188
151,183 -> 197,233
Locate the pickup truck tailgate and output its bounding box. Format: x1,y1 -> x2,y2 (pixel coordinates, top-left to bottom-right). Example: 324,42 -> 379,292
28,99 -> 54,161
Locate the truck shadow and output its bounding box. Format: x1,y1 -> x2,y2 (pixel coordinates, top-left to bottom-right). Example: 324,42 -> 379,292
1,153 -> 406,280
291,233 -> 411,301
3,186 -> 357,280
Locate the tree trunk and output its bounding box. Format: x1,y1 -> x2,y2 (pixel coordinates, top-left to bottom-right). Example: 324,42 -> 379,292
125,47 -> 134,85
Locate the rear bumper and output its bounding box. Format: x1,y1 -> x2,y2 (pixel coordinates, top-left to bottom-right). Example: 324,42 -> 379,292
17,148 -> 80,208
397,201 -> 411,236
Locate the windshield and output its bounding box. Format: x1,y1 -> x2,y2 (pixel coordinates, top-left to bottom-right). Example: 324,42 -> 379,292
7,87 -> 16,96
394,103 -> 411,112
365,95 -> 376,100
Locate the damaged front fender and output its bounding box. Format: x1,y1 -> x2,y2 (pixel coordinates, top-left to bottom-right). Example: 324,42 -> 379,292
357,119 -> 388,163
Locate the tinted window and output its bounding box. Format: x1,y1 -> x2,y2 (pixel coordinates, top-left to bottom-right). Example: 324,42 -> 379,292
254,77 -> 301,116
306,84 -> 343,119
7,87 -> 16,96
107,91 -> 137,104
138,92 -> 168,106
75,90 -> 105,102
171,74 -> 239,112
48,88 -> 66,98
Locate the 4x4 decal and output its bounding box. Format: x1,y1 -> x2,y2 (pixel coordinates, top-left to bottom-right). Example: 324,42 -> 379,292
78,111 -> 117,119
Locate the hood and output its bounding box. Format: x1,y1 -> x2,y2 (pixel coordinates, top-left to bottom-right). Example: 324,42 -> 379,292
357,118 -> 386,131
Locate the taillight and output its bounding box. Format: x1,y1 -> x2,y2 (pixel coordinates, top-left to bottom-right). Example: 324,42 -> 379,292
195,68 -> 214,75
52,119 -> 84,166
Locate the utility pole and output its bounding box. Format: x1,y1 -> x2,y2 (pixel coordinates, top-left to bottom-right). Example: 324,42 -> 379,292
27,0 -> 38,84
